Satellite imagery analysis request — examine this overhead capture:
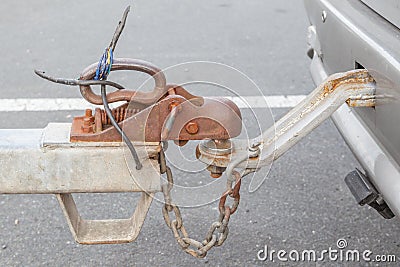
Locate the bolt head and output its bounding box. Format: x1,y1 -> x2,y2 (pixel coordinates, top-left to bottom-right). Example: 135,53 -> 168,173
185,122 -> 199,134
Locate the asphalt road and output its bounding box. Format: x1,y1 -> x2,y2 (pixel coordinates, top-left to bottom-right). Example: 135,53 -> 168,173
0,1 -> 399,266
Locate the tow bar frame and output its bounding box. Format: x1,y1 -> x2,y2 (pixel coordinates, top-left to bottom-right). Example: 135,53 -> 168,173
0,69 -> 376,246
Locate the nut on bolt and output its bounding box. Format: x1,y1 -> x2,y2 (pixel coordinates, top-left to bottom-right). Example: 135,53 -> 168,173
81,109 -> 94,133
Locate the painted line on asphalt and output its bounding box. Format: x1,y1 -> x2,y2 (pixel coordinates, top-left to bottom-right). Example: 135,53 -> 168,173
0,95 -> 306,111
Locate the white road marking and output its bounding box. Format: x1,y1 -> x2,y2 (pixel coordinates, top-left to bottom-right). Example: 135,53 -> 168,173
0,95 -> 306,112
224,95 -> 306,109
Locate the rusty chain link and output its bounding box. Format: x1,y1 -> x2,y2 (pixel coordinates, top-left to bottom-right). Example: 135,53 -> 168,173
159,146 -> 243,258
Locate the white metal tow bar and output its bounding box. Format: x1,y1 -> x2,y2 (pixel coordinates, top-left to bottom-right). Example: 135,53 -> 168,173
0,69 -> 376,257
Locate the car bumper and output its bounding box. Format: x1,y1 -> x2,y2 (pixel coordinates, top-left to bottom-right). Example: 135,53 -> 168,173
305,0 -> 400,217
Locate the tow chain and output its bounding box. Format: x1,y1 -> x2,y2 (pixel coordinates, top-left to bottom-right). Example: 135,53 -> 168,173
159,145 -> 243,258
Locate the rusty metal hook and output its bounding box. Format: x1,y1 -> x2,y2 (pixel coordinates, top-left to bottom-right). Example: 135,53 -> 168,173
79,58 -> 167,105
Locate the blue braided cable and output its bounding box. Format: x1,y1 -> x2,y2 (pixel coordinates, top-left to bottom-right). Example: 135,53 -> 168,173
94,47 -> 113,80
94,49 -> 105,80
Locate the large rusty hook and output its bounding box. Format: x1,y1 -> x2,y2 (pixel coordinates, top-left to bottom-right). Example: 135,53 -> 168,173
80,58 -> 167,105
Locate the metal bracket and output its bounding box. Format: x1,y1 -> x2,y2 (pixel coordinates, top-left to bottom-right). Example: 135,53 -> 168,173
56,193 -> 153,244
345,169 -> 395,219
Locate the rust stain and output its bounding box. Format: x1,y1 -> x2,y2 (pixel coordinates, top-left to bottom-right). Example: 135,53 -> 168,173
71,86 -> 242,143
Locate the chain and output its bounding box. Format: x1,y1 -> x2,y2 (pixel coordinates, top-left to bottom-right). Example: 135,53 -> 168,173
159,146 -> 242,258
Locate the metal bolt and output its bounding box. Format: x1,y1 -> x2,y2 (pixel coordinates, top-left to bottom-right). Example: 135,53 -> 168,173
207,165 -> 226,179
185,122 -> 199,134
322,10 -> 327,23
85,109 -> 92,117
82,119 -> 94,133
81,109 -> 94,133
83,117 -> 91,126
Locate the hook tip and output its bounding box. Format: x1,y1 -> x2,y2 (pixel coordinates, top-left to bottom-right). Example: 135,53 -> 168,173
34,69 -> 46,77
